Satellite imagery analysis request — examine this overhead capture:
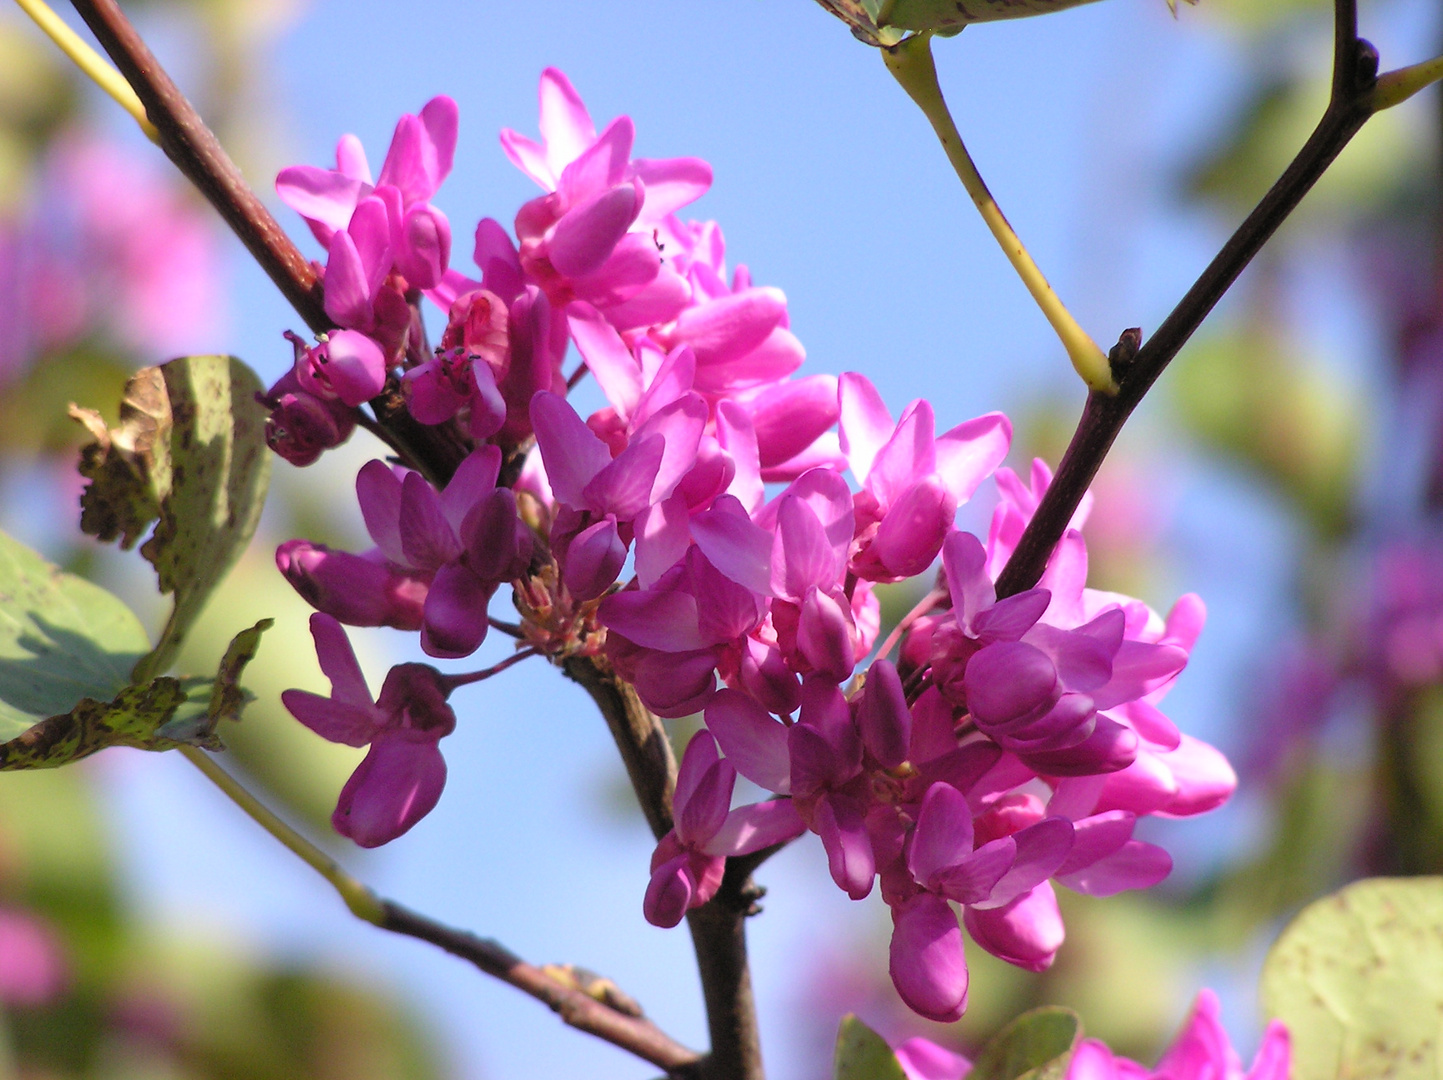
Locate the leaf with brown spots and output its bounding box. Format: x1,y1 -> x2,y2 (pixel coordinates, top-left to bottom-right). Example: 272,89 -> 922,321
0,619 -> 272,769
1262,877 -> 1443,1080
72,356 -> 271,682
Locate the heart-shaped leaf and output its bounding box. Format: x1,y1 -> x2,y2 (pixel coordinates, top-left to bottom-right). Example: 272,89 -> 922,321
969,1006 -> 1082,1080
834,1014 -> 908,1080
72,355 -> 271,681
0,528 -> 150,741
1261,876 -> 1443,1080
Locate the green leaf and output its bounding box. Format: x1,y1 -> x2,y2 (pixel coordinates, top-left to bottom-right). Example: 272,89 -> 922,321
970,1006 -> 1082,1080
878,0 -> 1104,32
72,355 -> 271,681
0,528 -> 150,741
0,619 -> 272,769
834,1014 -> 907,1080
1260,877 -> 1443,1080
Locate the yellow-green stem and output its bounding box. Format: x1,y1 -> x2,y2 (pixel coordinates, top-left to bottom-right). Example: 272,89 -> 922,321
883,33 -> 1116,393
11,0 -> 157,141
1373,53 -> 1443,112
179,746 -> 385,925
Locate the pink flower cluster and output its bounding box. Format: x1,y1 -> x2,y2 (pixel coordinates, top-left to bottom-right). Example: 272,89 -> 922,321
885,990 -> 1289,1080
269,70 -> 1236,1019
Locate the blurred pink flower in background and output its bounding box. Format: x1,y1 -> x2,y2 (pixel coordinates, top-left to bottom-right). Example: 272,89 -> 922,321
0,133 -> 226,380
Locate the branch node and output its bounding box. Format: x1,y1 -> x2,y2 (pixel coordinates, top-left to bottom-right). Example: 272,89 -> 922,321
1108,327 -> 1143,376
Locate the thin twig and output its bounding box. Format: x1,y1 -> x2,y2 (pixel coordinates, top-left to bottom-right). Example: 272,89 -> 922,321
181,747 -> 700,1073
993,0 -> 1380,599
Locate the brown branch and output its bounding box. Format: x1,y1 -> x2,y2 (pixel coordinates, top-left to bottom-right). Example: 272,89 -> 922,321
379,900 -> 701,1074
563,655 -> 768,1080
993,0 -> 1380,599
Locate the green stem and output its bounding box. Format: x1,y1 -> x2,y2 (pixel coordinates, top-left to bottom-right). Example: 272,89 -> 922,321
882,32 -> 1115,393
11,0 -> 157,141
178,745 -> 385,925
1373,53 -> 1443,111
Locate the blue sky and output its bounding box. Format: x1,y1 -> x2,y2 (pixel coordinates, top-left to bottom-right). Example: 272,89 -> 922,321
56,0 -> 1443,1077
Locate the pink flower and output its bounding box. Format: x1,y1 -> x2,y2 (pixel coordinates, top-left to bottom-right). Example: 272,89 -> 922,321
282,614 -> 457,847
1066,991 -> 1290,1080
839,374 -> 1011,581
0,909 -> 67,1006
643,731 -> 804,927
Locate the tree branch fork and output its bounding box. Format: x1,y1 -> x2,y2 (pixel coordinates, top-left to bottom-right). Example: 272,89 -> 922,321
47,0 -> 1428,1076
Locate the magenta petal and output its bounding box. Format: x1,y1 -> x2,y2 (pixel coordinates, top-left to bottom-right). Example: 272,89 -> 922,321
399,471 -> 461,569
583,433 -> 664,520
306,612 -> 373,707
1154,989 -> 1242,1080
631,648 -> 718,718
942,530 -> 993,625
690,495 -> 773,596
420,563 -> 491,659
979,818 -> 1075,909
1056,839 -> 1171,896
320,331 -> 387,407
530,392 -> 612,506
643,853 -> 694,929
1246,1022 -> 1292,1080
671,287 -> 787,367
461,488 -> 526,583
706,799 -> 806,856
537,68 -> 596,177
632,394 -> 708,504
282,689 -> 378,747
678,756 -> 736,848
838,372 -> 893,483
963,882 -> 1064,972
332,734 -> 446,848
549,182 -> 641,278
1092,641 -> 1189,710
857,659 -> 911,769
563,516 -> 626,601
276,165 -> 363,239
558,115 -> 635,203
569,301 -> 642,416
965,641 -> 1059,728
1067,1040 -> 1123,1080
799,587 -> 857,683
1156,735 -> 1237,817
1055,810 -> 1135,876
816,794 -> 876,899
874,477 -> 955,579
674,730 -> 721,814
276,541 -> 425,630
599,590 -> 706,652
934,412 -> 1012,503
705,689 -> 791,794
419,96 -> 459,190
893,1038 -> 971,1080
396,203 -> 451,289
972,589 -> 1051,643
440,446 -> 503,529
322,228 -> 368,328
633,496 -> 691,588
739,638 -> 801,715
747,375 -> 840,471
936,836 -> 1017,906
908,782 -> 976,888
631,156 -> 713,221
889,893 -> 968,1023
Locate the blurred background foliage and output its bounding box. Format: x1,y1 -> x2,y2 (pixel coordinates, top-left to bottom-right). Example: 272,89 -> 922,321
0,0 -> 448,1075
